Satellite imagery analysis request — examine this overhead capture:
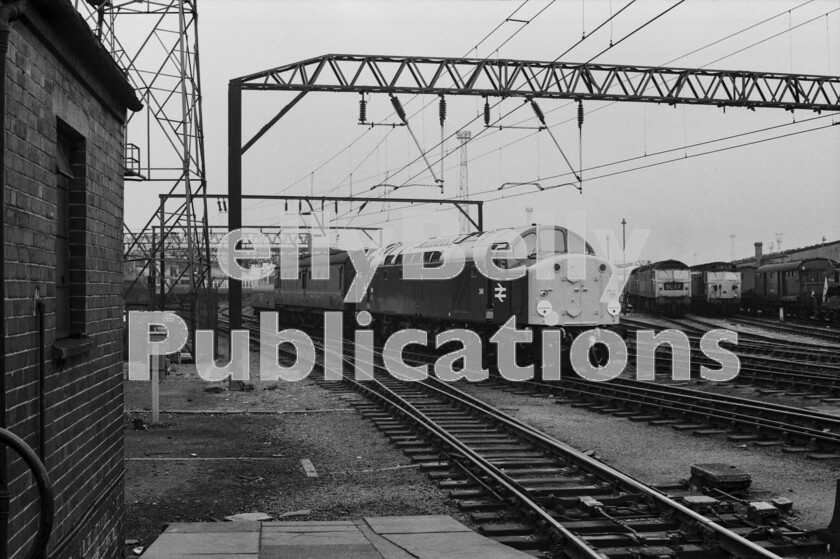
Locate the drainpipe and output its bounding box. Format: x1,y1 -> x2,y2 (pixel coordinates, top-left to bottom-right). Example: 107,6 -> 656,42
0,2 -> 28,558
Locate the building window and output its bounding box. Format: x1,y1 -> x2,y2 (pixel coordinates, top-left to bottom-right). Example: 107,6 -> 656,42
55,122 -> 86,339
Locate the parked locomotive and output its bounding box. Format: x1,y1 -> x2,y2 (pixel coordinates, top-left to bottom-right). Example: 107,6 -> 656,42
690,262 -> 740,315
740,257 -> 840,321
623,260 -> 691,317
252,225 -> 622,351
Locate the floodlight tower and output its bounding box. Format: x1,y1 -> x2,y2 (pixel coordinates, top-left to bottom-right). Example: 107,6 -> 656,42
456,130 -> 472,234
76,0 -> 212,338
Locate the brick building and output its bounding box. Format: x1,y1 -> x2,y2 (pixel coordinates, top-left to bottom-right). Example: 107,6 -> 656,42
1,1 -> 140,558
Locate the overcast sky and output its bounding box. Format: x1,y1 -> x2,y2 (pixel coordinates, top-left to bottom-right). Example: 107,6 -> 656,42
120,0 -> 840,265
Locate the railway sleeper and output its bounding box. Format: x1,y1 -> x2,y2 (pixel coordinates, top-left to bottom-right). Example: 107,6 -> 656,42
596,544 -> 710,558
478,523 -> 538,536
462,444 -> 530,452
516,475 -> 595,487
453,436 -> 520,444
455,499 -> 508,512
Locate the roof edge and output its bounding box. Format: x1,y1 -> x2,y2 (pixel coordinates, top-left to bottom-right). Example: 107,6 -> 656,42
17,0 -> 142,112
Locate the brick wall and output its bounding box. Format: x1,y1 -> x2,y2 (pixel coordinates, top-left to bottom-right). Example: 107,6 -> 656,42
4,16 -> 127,559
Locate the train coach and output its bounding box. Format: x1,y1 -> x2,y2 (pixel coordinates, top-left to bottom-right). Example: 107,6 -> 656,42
690,261 -> 741,315
252,225 -> 622,350
748,257 -> 840,321
624,260 -> 691,317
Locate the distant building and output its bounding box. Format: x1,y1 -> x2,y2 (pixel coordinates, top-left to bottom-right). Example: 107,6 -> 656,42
734,239 -> 840,267
2,2 -> 140,558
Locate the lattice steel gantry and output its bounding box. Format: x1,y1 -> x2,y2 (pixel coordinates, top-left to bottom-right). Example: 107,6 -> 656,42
76,0 -> 213,343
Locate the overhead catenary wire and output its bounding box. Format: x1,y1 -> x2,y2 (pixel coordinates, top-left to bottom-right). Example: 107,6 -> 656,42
389,3 -> 840,195
474,122 -> 838,204
279,0 -> 546,198
344,119 -> 837,230
584,0 -> 685,64
369,0 -> 680,192
332,0 -> 641,208
285,0 -> 637,218
261,1 -> 819,221
269,3 -> 832,230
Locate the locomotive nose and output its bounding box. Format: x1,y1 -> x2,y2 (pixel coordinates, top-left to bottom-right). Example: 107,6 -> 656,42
528,254 -> 619,327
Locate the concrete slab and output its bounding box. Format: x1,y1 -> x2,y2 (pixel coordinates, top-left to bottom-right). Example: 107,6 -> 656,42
260,544 -> 382,559
365,515 -> 471,534
142,555 -> 257,559
165,522 -> 261,533
262,522 -> 358,532
262,524 -> 360,532
354,520 -> 415,559
383,531 -> 533,559
142,532 -> 259,555
143,515 -> 537,559
263,521 -> 356,527
262,530 -> 370,546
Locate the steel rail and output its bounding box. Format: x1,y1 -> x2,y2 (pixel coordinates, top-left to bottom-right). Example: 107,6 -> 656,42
620,317 -> 840,371
341,373 -> 610,559
621,316 -> 839,354
233,319 -> 801,557
678,315 -> 840,346
419,376 -> 786,559
726,315 -> 840,344
511,376 -> 840,449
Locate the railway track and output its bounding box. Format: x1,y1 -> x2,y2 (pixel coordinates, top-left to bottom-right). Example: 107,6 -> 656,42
622,316 -> 840,363
321,369 -> 824,558
619,316 -> 840,397
391,340 -> 840,454
485,375 -> 840,456
726,315 -> 840,345
217,316 -> 830,557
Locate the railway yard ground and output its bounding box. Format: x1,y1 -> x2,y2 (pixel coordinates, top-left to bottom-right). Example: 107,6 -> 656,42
124,314 -> 840,558
122,356 -> 467,556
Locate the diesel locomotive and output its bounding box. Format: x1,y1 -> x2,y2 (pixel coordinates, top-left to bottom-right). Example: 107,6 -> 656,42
690,262 -> 741,315
251,225 -> 622,350
623,260 -> 691,317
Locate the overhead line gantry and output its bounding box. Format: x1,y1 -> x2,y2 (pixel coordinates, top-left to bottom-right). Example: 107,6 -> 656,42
228,53 -> 840,330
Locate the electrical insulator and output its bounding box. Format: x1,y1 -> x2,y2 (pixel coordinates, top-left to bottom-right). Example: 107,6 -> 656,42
577,100 -> 584,129
483,98 -> 490,127
359,96 -> 367,123
334,201 -> 338,213
390,95 -> 407,123
530,99 -> 546,125
439,96 -> 446,125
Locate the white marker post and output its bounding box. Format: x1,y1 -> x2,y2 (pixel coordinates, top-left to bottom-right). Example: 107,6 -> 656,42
779,307 -> 784,322
151,355 -> 161,425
